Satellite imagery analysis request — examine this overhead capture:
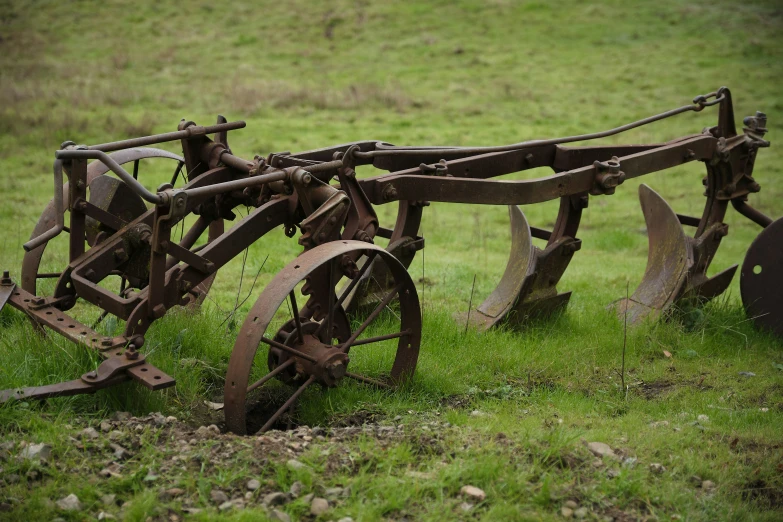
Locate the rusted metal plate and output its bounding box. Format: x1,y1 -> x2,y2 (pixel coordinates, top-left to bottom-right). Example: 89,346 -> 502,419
741,217 -> 783,338
456,205 -> 535,330
0,279 -> 13,312
615,184 -> 692,324
0,377 -> 126,403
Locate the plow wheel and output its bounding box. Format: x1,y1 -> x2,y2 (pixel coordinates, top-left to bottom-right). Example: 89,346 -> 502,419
20,148 -> 223,312
343,200 -> 424,314
224,240 -> 421,435
741,217 -> 783,338
21,148 -> 184,296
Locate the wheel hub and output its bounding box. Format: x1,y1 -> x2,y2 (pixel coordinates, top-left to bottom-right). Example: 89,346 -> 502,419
272,321 -> 350,387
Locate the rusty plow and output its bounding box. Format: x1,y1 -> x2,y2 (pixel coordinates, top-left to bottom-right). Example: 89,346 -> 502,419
0,88 -> 779,434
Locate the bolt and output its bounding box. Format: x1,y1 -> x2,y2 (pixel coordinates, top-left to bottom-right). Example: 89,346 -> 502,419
84,269 -> 95,280
176,198 -> 185,208
159,240 -> 169,252
302,173 -> 312,185
76,179 -> 85,189
383,185 -> 398,202
749,181 -> 761,193
1,270 -> 11,285
684,149 -> 696,160
85,371 -> 97,380
328,216 -> 337,225
113,248 -> 127,262
32,297 -> 46,306
101,337 -> 113,347
318,232 -> 326,242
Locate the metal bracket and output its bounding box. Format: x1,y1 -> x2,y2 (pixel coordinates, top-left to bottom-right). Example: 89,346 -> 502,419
590,157 -> 626,195
81,353 -> 146,385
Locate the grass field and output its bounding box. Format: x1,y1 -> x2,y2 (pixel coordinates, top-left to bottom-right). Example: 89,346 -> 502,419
1,0 -> 782,520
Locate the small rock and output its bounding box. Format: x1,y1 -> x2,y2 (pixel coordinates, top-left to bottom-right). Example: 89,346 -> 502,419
289,481 -> 304,498
649,463 -> 666,474
244,492 -> 253,500
182,508 -> 202,515
81,427 -> 100,439
101,494 -> 116,507
108,431 -> 124,442
286,459 -> 310,471
97,512 -> 115,520
738,371 -> 756,377
20,443 -> 52,461
100,421 -> 112,432
112,412 -> 131,422
701,480 -> 716,491
470,410 -> 486,417
166,488 -> 185,498
204,401 -> 224,411
649,420 -> 669,428
195,425 -> 220,438
56,494 -> 81,511
688,475 -> 703,487
110,443 -> 130,460
561,506 -> 574,518
459,502 -> 474,512
460,485 -> 486,502
270,509 -> 291,522
337,518 -> 354,522
564,500 -> 578,509
166,416 -> 177,424
586,442 -> 617,460
246,479 -> 261,491
218,501 -> 234,511
25,469 -> 41,481
310,497 -> 329,516
622,457 -> 637,468
99,463 -> 122,479
697,414 -> 709,422
606,468 -> 621,479
263,492 -> 288,506
210,489 -> 229,504
325,487 -> 346,499
574,507 -> 588,519
301,493 -> 314,504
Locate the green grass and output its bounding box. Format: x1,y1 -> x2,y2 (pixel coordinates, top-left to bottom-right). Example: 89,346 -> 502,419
1,0 -> 783,520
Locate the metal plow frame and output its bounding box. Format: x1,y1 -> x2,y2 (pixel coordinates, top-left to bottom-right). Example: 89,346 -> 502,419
0,87 -> 778,434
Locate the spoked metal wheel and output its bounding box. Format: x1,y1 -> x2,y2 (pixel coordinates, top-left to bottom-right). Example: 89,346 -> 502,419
21,148 -> 185,296
224,240 -> 422,435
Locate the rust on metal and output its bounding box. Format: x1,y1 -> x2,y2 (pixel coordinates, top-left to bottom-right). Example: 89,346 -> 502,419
0,88 -> 778,434
741,217 -> 783,338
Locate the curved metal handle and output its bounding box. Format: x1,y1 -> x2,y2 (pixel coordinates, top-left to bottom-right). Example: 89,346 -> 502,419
55,149 -> 164,204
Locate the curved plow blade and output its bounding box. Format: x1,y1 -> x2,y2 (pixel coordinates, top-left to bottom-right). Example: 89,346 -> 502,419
456,205 -> 536,330
614,184 -> 692,323
741,217 -> 783,338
